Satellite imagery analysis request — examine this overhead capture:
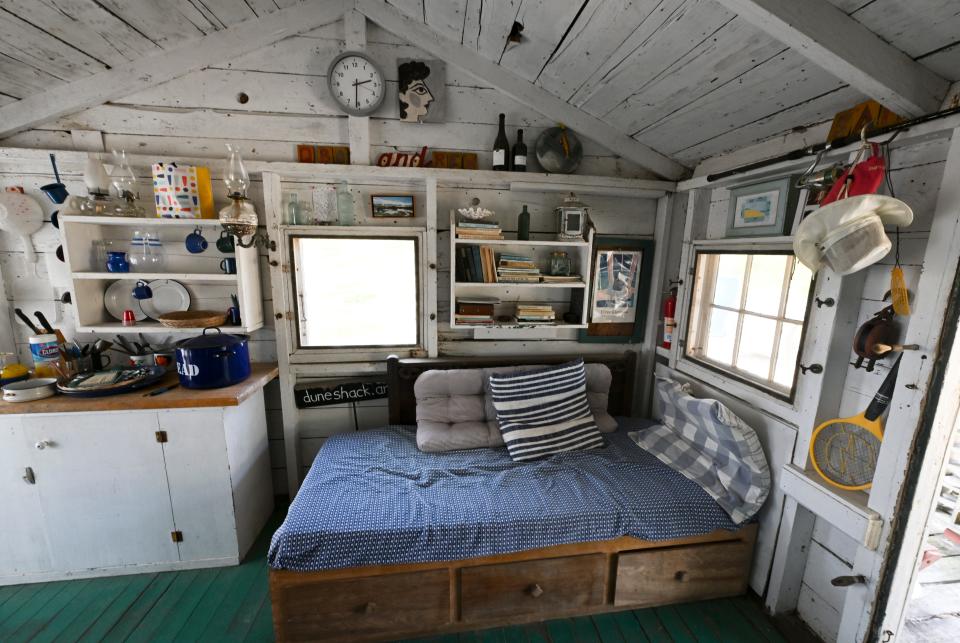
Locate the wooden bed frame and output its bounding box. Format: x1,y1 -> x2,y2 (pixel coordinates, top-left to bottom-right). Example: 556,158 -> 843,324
270,352 -> 758,642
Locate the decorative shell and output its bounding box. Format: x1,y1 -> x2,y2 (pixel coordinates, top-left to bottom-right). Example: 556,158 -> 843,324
457,206 -> 495,220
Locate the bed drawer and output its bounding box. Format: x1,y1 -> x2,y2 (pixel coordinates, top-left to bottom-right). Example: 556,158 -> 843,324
273,569 -> 450,641
460,554 -> 606,621
614,540 -> 750,607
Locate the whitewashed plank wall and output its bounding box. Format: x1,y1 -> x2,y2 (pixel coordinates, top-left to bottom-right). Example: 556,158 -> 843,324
0,19 -> 657,495
695,136 -> 947,641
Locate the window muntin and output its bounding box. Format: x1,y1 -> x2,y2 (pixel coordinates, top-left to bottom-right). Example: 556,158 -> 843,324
292,236 -> 420,348
686,251 -> 813,398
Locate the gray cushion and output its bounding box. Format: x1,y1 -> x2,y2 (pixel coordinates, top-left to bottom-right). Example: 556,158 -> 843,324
414,363 -> 617,453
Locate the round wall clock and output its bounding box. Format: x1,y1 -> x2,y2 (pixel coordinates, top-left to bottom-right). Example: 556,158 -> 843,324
327,51 -> 386,116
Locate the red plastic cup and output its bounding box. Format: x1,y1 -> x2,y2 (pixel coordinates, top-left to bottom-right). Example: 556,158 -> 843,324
122,309 -> 136,327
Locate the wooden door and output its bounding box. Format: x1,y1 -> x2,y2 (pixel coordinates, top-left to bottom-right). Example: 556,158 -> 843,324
22,412 -> 180,570
0,417 -> 51,579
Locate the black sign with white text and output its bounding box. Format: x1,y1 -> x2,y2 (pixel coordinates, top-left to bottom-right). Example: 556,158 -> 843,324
294,380 -> 389,409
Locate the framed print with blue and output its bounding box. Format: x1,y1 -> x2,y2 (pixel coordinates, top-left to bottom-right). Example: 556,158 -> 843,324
726,176 -> 799,238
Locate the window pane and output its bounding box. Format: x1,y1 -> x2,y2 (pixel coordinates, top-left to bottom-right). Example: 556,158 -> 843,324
704,307 -> 738,365
736,314 -> 776,379
744,255 -> 789,316
713,254 -> 747,308
295,237 -> 418,347
774,322 -> 803,387
785,260 -> 814,321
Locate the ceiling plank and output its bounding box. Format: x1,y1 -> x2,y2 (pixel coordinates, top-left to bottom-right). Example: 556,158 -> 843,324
0,0 -> 347,140
356,0 -> 687,179
498,0 -> 585,82
712,0 -> 950,116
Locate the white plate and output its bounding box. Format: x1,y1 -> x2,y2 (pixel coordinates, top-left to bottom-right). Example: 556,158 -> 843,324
139,280 -> 191,320
104,280 -> 147,321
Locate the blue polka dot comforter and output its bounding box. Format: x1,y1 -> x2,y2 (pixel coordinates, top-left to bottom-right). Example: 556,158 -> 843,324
268,419 -> 738,571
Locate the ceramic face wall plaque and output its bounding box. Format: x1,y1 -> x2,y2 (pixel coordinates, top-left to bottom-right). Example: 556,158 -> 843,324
397,59 -> 445,123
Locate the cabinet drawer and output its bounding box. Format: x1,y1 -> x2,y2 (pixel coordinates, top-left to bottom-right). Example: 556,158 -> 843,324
460,554 -> 606,622
274,569 -> 450,641
614,540 -> 750,607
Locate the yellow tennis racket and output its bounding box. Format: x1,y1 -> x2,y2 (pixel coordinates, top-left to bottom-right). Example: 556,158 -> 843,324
810,355 -> 902,491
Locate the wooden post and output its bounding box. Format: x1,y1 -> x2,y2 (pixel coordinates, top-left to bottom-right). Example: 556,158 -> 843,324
345,9 -> 371,166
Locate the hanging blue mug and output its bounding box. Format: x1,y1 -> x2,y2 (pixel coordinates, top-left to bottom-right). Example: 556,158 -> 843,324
132,280 -> 153,300
185,227 -> 208,253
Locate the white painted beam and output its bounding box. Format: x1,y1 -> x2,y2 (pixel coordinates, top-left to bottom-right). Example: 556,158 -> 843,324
0,0 -> 347,139
712,0 -> 949,117
355,0 -> 688,180
345,8 -> 371,166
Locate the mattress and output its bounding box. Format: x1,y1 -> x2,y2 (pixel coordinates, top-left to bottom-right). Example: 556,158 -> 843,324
268,418 -> 739,571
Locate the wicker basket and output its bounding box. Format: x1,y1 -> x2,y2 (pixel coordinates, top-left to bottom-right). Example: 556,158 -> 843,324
157,310 -> 228,329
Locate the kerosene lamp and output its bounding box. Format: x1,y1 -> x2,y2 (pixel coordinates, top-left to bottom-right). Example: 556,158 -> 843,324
219,144 -> 263,248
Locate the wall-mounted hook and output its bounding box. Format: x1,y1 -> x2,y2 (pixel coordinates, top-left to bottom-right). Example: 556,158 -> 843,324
800,363 -> 823,375
815,297 -> 835,308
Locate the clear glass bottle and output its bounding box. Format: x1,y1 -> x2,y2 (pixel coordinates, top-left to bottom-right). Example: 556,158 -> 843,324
550,251 -> 572,276
336,182 -> 354,225
287,193 -> 302,225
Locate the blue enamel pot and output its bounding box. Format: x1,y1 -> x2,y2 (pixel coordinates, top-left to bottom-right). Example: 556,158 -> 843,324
175,328 -> 251,389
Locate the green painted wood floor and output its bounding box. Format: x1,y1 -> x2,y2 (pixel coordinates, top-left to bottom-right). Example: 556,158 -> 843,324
0,503 -> 795,642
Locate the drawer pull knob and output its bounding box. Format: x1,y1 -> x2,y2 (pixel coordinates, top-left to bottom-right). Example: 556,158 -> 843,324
674,570 -> 687,582
363,602 -> 377,614
527,583 -> 544,598
35,439 -> 53,450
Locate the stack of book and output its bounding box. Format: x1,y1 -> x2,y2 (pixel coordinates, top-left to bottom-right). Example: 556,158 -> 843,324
540,274 -> 583,284
455,298 -> 498,326
455,245 -> 498,283
515,304 -> 556,325
496,253 -> 540,283
455,221 -> 503,240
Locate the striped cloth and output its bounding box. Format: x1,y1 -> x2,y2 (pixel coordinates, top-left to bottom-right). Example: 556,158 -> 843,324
490,358 -> 604,461
629,376 -> 770,524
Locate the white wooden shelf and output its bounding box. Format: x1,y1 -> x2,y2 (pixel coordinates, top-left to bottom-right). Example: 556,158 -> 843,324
60,215 -> 224,227
451,323 -> 588,330
780,463 -> 882,550
77,321 -> 258,334
454,237 -> 589,248
454,281 -> 587,289
74,272 -> 238,282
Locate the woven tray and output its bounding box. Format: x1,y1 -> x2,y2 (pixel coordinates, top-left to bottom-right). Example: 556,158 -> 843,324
157,310 -> 228,328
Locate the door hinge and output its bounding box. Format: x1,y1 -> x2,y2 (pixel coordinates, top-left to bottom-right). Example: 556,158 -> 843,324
171,530 -> 183,542
155,430 -> 168,443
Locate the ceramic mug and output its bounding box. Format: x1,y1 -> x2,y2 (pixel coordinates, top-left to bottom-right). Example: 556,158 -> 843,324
132,280 -> 153,300
220,257 -> 237,274
216,230 -> 235,253
227,306 -> 241,325
185,227 -> 208,254
129,354 -> 153,367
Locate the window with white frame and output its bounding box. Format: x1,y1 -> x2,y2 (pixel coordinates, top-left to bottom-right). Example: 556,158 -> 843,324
685,251 -> 814,398
291,234 -> 421,349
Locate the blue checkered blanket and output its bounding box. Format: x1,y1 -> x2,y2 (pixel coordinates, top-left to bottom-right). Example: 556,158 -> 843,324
268,419 -> 739,571
630,377 -> 771,525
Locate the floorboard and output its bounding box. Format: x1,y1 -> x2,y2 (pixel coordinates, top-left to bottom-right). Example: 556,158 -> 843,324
0,501 -> 806,642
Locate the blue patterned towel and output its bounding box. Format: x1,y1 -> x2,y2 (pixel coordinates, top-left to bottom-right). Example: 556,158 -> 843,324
630,377 -> 771,525
269,419 -> 738,571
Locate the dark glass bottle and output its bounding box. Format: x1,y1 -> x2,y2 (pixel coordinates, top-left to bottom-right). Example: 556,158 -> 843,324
511,129 -> 527,172
492,113 -> 509,171
517,205 -> 530,240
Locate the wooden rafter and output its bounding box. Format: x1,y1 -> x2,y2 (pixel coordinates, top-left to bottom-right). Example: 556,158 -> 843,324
356,0 -> 689,180
712,0 -> 949,117
0,0 -> 347,140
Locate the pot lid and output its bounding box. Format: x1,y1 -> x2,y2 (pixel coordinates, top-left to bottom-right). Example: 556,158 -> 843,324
177,327 -> 248,349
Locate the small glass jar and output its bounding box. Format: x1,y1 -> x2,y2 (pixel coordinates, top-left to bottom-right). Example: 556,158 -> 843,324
550,251 -> 572,276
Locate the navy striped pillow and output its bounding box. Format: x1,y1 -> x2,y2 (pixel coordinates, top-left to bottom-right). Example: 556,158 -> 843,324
489,359 -> 604,461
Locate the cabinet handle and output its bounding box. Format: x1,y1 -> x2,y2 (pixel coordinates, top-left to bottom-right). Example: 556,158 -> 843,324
362,602 -> 377,614
22,467 -> 35,484
674,570 -> 688,582
35,439 -> 53,450
527,583 -> 544,598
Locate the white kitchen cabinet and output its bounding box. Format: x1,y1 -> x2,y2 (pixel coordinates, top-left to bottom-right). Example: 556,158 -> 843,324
0,367 -> 276,585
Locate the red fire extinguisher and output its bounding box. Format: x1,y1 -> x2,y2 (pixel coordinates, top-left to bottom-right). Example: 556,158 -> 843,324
662,287 -> 677,349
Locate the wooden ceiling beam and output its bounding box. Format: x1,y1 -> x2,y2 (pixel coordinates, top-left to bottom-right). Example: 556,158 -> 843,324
355,0 -> 689,180
0,0 -> 347,139
712,0 -> 949,117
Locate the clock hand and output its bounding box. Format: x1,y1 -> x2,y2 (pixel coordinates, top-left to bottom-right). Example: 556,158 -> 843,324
354,79 -> 372,86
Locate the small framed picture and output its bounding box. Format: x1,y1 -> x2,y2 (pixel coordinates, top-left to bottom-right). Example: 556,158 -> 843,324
726,177 -> 798,237
371,195 -> 415,218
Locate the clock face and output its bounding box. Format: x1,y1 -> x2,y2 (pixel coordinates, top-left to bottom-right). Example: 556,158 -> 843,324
327,52 -> 385,116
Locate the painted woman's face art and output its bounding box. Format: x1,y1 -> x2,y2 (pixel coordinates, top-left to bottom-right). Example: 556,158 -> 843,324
400,79 -> 434,122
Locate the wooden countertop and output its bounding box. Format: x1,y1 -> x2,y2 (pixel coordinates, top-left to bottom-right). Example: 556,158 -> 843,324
0,363 -> 279,414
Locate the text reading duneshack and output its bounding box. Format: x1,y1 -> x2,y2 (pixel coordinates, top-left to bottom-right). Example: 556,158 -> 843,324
295,380 -> 389,409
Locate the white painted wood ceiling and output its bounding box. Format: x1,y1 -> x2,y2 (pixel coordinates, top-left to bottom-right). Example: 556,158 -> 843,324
0,0 -> 956,167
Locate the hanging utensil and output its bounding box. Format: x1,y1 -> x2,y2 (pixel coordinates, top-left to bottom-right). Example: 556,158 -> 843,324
14,308 -> 41,334
880,140 -> 911,316
33,311 -> 55,334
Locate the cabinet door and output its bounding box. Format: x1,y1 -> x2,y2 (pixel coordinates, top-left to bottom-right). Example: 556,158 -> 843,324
0,417 -> 51,577
23,412 -> 180,570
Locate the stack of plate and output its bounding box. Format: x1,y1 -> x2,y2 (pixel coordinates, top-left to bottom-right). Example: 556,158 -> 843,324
105,279 -> 191,322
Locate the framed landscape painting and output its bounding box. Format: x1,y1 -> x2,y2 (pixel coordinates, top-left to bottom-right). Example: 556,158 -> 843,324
371,195 -> 415,218
726,176 -> 799,238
